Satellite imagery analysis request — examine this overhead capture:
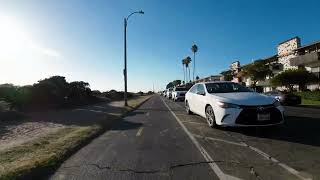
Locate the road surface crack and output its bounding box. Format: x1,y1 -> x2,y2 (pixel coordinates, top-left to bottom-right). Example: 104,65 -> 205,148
62,160 -> 248,175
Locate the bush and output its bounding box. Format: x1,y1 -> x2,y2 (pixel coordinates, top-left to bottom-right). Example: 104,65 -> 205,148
271,69 -> 318,91
0,76 -> 97,110
294,91 -> 320,101
104,90 -> 133,100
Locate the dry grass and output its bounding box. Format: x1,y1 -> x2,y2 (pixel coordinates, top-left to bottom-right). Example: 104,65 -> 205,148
0,95 -> 152,179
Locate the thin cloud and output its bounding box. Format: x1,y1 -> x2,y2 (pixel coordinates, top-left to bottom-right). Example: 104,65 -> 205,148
29,41 -> 61,58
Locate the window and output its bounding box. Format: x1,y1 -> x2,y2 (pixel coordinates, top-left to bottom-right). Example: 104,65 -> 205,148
205,82 -> 252,93
197,84 -> 205,94
189,85 -> 198,93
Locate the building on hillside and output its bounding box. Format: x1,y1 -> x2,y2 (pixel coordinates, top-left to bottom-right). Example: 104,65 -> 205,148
277,37 -> 301,70
290,40 -> 320,90
229,61 -> 241,83
222,36 -> 320,92
194,75 -> 222,83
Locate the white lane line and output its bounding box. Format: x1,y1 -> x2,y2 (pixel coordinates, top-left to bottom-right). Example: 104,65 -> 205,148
94,106 -> 108,109
136,127 -> 144,137
74,109 -> 108,114
245,144 -> 311,180
221,132 -> 312,180
161,98 -> 241,180
180,120 -> 207,125
193,134 -> 247,147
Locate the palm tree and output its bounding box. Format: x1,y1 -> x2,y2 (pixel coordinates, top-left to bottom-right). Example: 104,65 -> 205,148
182,59 -> 186,84
185,56 -> 192,83
191,43 -> 198,82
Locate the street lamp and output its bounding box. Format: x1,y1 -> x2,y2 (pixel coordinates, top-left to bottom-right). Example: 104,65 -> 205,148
124,10 -> 144,106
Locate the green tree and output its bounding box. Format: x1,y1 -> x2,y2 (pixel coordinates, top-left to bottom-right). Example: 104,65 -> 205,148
241,60 -> 272,88
68,81 -> 91,99
172,80 -> 181,87
271,69 -> 318,91
33,76 -> 70,104
166,82 -> 174,89
220,70 -> 233,81
191,43 -> 198,82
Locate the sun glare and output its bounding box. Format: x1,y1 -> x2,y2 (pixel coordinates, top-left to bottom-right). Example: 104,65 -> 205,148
0,15 -> 29,60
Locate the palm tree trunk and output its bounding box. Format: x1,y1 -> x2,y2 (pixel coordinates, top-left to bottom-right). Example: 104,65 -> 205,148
193,52 -> 195,82
183,65 -> 185,84
188,67 -> 191,83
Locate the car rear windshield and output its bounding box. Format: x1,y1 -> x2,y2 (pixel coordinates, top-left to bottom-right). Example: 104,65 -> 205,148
175,87 -> 188,91
205,82 -> 252,93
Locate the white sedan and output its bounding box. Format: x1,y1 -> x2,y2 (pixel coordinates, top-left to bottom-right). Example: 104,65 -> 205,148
185,82 -> 285,127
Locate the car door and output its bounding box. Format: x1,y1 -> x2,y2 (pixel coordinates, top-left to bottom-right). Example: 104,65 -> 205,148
187,84 -> 198,112
194,84 -> 207,116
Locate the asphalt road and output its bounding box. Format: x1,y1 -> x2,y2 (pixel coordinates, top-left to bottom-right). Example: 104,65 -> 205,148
51,95 -> 319,180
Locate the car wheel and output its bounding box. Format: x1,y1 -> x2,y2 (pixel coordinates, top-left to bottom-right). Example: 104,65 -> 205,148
186,101 -> 193,115
205,105 -> 218,128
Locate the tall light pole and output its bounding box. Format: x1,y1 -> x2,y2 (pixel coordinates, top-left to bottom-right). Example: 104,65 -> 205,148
124,10 -> 144,106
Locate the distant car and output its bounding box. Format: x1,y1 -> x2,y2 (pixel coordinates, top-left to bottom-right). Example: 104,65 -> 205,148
264,91 -> 301,106
172,86 -> 188,101
185,81 -> 285,128
166,88 -> 173,99
162,90 -> 166,97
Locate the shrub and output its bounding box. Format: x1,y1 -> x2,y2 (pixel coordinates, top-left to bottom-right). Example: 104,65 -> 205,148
294,91 -> 320,101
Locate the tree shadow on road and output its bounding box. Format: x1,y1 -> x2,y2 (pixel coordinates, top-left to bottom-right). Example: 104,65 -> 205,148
110,120 -> 143,131
223,116 -> 320,147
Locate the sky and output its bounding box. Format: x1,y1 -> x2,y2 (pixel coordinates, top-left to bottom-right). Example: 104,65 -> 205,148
0,0 -> 319,92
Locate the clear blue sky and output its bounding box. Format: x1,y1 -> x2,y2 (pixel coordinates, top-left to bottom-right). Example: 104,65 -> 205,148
0,0 -> 319,92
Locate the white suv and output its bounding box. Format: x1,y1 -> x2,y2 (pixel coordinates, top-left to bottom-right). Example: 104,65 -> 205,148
172,86 -> 188,101
166,88 -> 173,99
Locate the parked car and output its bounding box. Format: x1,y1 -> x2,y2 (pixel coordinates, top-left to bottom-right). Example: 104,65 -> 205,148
166,88 -> 173,99
264,91 -> 301,105
185,81 -> 285,128
172,86 -> 188,101
162,90 -> 166,97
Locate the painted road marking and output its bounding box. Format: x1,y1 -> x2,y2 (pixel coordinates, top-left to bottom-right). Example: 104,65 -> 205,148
221,131 -> 312,180
136,127 -> 144,137
94,106 -> 108,109
161,98 -> 241,180
245,143 -> 311,180
193,134 -> 247,147
74,109 -> 108,114
181,120 -> 207,125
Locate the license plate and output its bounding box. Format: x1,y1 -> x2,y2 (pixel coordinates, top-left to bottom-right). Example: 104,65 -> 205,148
257,113 -> 270,121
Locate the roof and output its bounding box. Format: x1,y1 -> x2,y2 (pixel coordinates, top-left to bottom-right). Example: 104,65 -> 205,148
278,36 -> 300,45
294,40 -> 320,51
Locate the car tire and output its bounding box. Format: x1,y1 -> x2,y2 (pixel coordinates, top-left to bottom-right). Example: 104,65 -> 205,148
205,105 -> 218,128
185,101 -> 193,115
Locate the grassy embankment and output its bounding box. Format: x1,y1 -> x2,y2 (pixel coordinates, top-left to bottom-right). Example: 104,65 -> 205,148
0,95 -> 152,180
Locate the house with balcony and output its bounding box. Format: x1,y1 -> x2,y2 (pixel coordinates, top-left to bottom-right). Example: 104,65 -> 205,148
222,36 -> 320,92
290,40 -> 320,89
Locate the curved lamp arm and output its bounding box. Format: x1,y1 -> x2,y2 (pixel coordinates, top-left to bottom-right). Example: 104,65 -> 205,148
126,10 -> 144,22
